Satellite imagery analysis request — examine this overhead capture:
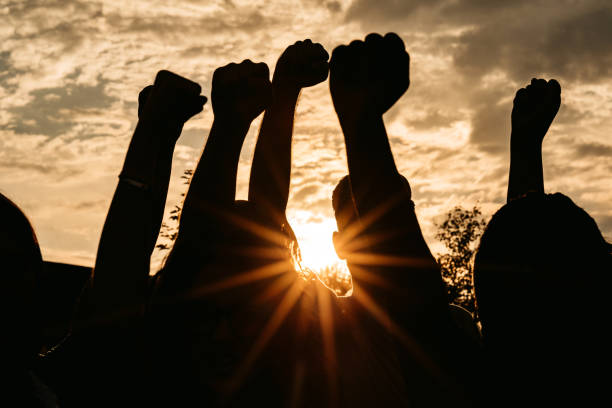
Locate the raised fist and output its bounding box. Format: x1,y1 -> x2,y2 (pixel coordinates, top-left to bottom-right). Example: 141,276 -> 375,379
329,33 -> 410,118
212,60 -> 273,123
138,70 -> 207,124
511,78 -> 561,145
273,39 -> 329,89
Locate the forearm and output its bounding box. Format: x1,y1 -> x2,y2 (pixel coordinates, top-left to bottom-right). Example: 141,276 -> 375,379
180,117 -> 249,222
120,119 -> 182,252
92,183 -> 152,312
248,85 -> 300,224
150,137 -> 179,244
92,118 -> 180,311
507,135 -> 544,202
338,111 -> 401,217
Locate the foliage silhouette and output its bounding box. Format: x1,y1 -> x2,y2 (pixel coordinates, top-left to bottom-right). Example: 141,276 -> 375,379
435,206 -> 487,312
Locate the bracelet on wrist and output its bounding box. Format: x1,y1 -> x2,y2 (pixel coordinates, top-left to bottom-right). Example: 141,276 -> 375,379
118,174 -> 150,191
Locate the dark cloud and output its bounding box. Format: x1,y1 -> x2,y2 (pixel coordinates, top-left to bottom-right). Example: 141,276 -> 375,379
73,200 -> 106,210
326,1 -> 342,13
573,141 -> 612,158
6,0 -> 103,52
301,0 -> 342,13
346,0 -> 612,84
7,75 -> 117,138
0,51 -> 24,93
469,96 -> 510,153
452,2 -> 612,83
404,108 -> 460,131
344,1 -> 605,153
345,0 -> 444,24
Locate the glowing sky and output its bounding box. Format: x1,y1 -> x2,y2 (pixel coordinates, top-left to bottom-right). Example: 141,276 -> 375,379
1,0 -> 611,270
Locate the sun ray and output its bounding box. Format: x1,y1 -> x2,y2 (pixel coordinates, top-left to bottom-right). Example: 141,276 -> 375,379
350,281 -> 448,383
337,188 -> 409,245
345,252 -> 437,268
316,282 -> 339,407
189,260 -> 289,297
225,279 -> 305,395
253,269 -> 298,304
344,263 -> 394,290
222,208 -> 290,247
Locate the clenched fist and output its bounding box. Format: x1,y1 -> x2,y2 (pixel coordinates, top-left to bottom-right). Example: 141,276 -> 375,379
138,70 -> 207,125
273,39 -> 329,89
512,78 -> 561,146
212,60 -> 273,123
330,33 -> 410,118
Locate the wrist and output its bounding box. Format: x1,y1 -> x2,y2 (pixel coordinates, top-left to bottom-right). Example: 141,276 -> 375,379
510,136 -> 542,160
211,116 -> 250,143
337,107 -> 382,132
510,130 -> 543,149
137,117 -> 183,147
138,115 -> 182,130
271,79 -> 301,100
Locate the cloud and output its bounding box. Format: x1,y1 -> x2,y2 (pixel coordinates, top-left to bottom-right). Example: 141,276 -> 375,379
0,51 -> 24,93
346,0 -> 612,83
345,0 -> 444,24
573,141 -> 612,158
451,1 -> 612,83
6,75 -> 118,138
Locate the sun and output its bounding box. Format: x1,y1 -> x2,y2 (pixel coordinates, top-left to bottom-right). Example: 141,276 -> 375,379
294,219 -> 339,270
289,215 -> 352,296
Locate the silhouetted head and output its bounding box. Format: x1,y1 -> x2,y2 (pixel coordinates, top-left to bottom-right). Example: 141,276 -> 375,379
332,175 -> 358,260
473,193 -> 612,349
0,193 -> 44,364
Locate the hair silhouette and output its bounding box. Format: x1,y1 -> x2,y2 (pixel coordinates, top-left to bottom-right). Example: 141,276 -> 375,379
473,193 -> 612,405
475,192 -> 612,342
0,193 -> 44,363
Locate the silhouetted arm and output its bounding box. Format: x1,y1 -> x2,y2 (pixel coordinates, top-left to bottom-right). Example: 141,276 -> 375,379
248,40 -> 328,226
174,60 -> 273,241
507,78 -> 561,202
179,118 -> 249,223
337,112 -> 402,213
329,33 -> 409,217
330,34 -> 448,326
90,71 -> 205,314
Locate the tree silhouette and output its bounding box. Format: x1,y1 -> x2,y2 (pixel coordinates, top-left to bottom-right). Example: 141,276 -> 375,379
154,169 -> 192,253
435,206 -> 487,312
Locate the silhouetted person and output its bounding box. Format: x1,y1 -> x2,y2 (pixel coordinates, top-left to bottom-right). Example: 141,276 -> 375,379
91,70 -> 205,315
329,33 -> 483,407
150,59 -> 282,407
0,193 -> 58,407
38,71 -> 206,407
473,79 -> 612,406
